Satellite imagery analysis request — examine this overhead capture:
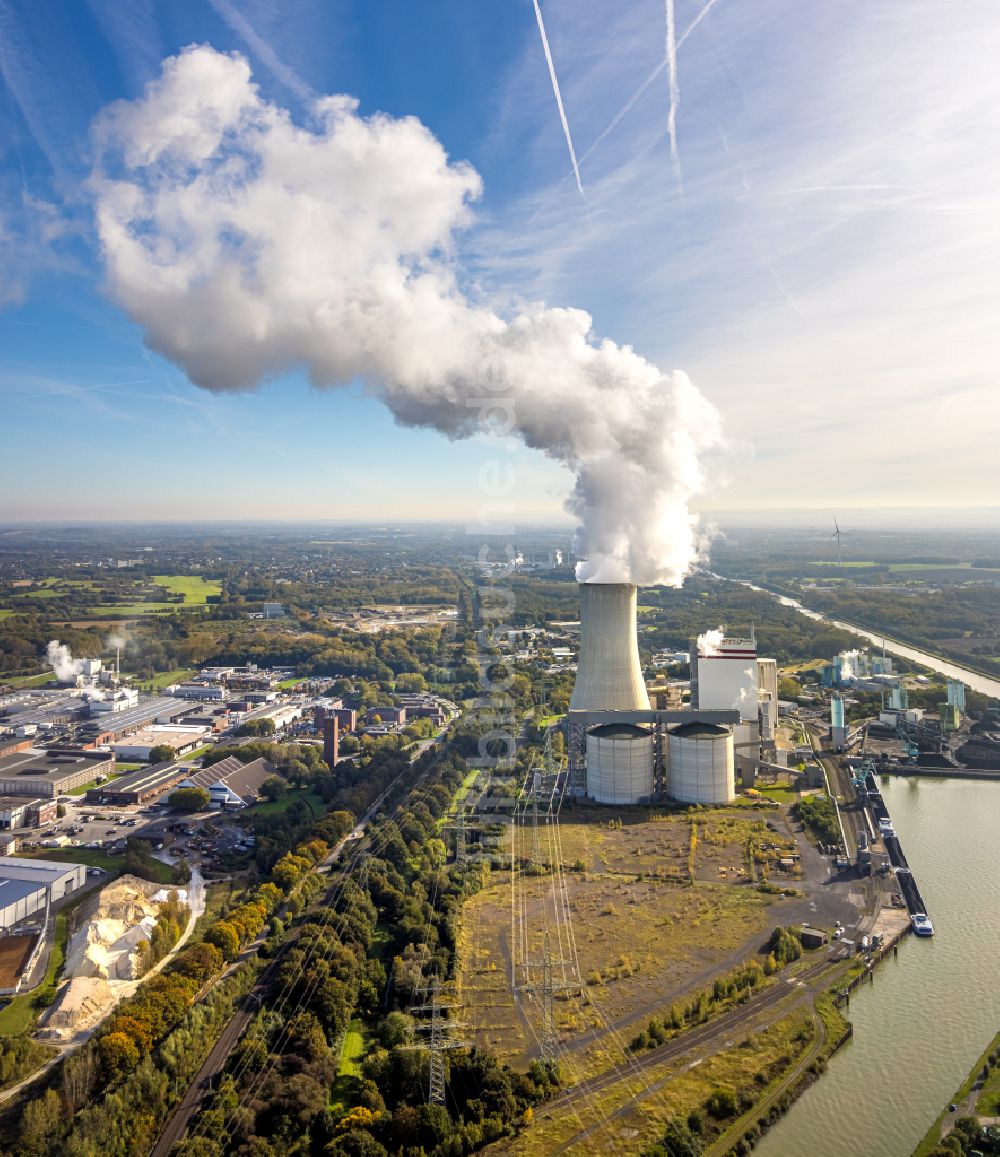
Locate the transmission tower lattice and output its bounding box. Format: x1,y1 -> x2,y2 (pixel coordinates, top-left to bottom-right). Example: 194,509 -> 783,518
409,977 -> 470,1106
524,930 -> 577,1061
531,788 -> 542,863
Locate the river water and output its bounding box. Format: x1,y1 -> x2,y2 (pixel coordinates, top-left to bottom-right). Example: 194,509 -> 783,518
756,775 -> 1000,1157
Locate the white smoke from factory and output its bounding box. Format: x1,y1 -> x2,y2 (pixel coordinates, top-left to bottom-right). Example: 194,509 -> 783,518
696,626 -> 726,656
89,46 -> 725,587
46,641 -> 85,682
734,666 -> 756,713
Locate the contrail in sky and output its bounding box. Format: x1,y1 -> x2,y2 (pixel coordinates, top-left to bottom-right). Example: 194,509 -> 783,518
576,0 -> 724,173
665,0 -> 681,181
207,0 -> 315,101
677,0 -> 724,50
532,0 -> 584,197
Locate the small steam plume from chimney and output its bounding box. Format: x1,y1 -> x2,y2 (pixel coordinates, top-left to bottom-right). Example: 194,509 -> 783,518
46,640 -> 85,683
696,627 -> 725,656
88,46 -> 726,589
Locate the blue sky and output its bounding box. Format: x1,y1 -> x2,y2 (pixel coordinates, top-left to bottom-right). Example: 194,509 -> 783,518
2,0 -> 999,525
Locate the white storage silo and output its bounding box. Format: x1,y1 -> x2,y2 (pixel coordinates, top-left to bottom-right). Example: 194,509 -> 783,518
586,723 -> 654,804
668,722 -> 734,805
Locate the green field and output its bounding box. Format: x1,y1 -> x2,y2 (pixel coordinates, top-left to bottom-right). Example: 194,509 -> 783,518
6,672 -> 57,688
22,847 -> 122,874
756,785 -> 799,803
66,773 -> 123,797
812,560 -> 1000,574
0,610 -> 16,621
247,788 -> 325,819
152,575 -> 222,604
130,668 -> 195,692
93,602 -> 185,615
338,1021 -> 367,1077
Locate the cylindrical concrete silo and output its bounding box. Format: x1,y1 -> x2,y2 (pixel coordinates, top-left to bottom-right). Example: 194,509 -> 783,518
667,722 -> 734,805
569,583 -> 651,711
586,723 -> 654,804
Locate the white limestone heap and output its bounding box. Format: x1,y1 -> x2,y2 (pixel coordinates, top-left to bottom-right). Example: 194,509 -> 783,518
569,583 -> 651,712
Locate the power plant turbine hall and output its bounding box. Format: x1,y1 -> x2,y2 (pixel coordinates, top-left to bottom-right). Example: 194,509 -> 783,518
569,583 -> 650,712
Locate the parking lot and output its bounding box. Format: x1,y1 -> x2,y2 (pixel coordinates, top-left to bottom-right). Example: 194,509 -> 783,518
37,797 -> 255,872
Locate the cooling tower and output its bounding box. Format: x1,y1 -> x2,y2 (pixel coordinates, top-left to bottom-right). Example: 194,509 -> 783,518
569,583 -> 651,712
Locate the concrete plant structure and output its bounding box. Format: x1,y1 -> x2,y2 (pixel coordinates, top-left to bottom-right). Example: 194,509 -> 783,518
585,722 -> 655,805
690,635 -> 759,722
667,722 -> 735,805
569,583 -> 650,712
566,583 -> 742,803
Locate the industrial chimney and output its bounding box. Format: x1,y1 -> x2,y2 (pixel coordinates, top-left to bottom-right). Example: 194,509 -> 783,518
569,583 -> 651,712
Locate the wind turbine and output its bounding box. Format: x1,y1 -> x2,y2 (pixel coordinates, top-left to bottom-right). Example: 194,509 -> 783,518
830,518 -> 847,568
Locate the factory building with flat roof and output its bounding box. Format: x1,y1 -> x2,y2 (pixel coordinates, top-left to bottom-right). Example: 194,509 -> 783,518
85,761 -> 188,807
0,880 -> 48,932
0,748 -> 115,797
109,726 -> 208,762
77,696 -> 199,745
0,796 -> 53,830
0,856 -> 86,903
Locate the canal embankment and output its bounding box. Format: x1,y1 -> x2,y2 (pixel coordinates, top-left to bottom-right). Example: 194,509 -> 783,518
754,776 -> 1000,1157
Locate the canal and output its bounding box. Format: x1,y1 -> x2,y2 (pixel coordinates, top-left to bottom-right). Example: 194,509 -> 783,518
756,774 -> 1000,1157
729,578 -> 1000,702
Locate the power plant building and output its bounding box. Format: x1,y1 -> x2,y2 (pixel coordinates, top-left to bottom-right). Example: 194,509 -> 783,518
567,584 -> 740,806
690,636 -> 759,722
569,584 -> 650,712
830,694 -> 847,750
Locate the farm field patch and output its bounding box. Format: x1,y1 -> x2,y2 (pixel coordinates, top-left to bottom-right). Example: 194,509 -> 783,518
151,575 -> 223,603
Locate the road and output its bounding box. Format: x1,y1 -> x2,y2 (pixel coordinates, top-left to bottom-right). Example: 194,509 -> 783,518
150,725 -> 451,1155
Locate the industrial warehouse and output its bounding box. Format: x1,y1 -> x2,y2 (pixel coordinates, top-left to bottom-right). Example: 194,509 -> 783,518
84,761 -> 188,807
0,747 -> 115,798
0,857 -> 87,930
566,582 -> 776,805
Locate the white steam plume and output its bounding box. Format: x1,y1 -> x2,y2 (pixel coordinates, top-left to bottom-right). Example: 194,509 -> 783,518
46,640 -> 85,682
696,627 -> 725,656
89,47 -> 725,587
531,0 -> 584,197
